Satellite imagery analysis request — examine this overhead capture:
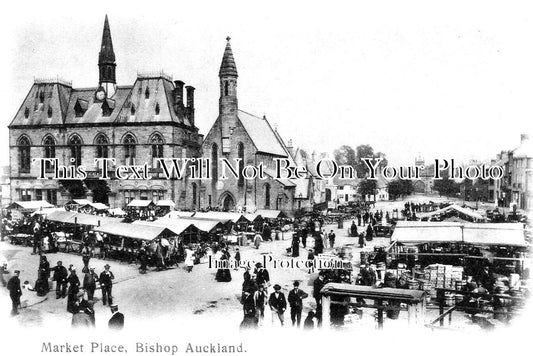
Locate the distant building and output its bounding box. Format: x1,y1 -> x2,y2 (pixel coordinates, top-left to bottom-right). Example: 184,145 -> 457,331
0,166 -> 10,206
510,134 -> 532,212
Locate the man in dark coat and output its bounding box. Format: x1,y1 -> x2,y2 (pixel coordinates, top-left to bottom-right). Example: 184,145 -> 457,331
350,221 -> 358,237
108,304 -> 124,330
328,230 -> 336,249
83,267 -> 99,301
99,264 -> 115,306
66,268 -> 80,313
313,273 -> 326,308
241,288 -> 256,316
287,281 -> 308,327
303,311 -> 315,330
50,261 -> 68,299
301,227 -> 308,248
7,270 -> 22,315
268,284 -> 287,326
254,263 -> 270,292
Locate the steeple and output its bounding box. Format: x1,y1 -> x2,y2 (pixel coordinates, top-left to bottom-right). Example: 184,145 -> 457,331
98,15 -> 117,97
219,37 -> 238,78
219,37 -> 238,138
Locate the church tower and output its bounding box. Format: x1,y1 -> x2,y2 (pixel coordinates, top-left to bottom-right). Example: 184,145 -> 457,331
97,15 -> 117,98
219,37 -> 238,138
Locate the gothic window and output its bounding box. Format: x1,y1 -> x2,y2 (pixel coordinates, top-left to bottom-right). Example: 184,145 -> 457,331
18,136 -> 31,173
145,87 -> 150,99
123,133 -> 136,165
150,133 -> 164,168
47,106 -> 53,118
68,135 -> 82,166
191,183 -> 198,208
264,183 -> 271,209
211,143 -> 218,182
237,142 -> 244,187
95,134 -> 109,159
43,135 -> 56,172
24,107 -> 29,118
155,102 -> 160,115
130,104 -> 136,116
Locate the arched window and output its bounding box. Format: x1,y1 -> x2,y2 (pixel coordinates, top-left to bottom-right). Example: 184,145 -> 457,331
123,133 -> 136,165
237,142 -> 244,187
150,133 -> 164,168
130,104 -> 136,116
211,143 -> 218,182
145,87 -> 150,99
68,135 -> 82,166
43,136 -> 56,172
155,103 -> 160,115
264,183 -> 271,209
191,183 -> 198,208
224,81 -> 229,96
95,134 -> 109,159
18,136 -> 31,173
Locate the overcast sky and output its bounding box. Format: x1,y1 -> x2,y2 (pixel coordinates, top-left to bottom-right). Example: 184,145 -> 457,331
0,0 -> 531,168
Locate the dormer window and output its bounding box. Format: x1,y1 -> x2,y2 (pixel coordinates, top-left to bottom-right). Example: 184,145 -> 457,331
24,107 -> 29,118
155,102 -> 160,115
145,87 -> 150,99
131,104 -> 136,116
102,98 -> 115,117
47,106 -> 53,118
74,99 -> 88,117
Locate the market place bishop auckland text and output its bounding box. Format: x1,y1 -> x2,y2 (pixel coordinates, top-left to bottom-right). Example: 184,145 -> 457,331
32,157 -> 504,181
41,342 -> 246,355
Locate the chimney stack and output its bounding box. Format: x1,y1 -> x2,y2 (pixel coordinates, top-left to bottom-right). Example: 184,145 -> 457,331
185,86 -> 195,126
174,80 -> 184,106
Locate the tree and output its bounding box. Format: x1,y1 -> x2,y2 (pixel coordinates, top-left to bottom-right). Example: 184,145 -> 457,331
333,145 -> 357,167
358,179 -> 377,201
433,170 -> 460,197
59,180 -> 87,199
387,179 -> 414,200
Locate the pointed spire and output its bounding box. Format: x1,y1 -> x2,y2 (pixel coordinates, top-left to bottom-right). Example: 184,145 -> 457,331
99,15 -> 115,64
219,36 -> 238,78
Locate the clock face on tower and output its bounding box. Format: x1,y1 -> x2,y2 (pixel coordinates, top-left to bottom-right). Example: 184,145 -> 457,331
96,88 -> 106,100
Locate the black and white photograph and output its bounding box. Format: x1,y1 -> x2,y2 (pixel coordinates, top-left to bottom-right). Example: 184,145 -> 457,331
0,1 -> 531,355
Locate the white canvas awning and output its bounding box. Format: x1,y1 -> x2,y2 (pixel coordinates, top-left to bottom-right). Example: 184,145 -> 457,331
392,221 -> 526,247
94,222 -> 175,241
418,204 -> 485,221
156,200 -> 176,208
9,200 -> 54,211
127,200 -> 155,208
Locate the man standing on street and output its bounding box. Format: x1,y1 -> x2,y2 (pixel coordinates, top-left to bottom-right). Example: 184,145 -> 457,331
66,267 -> 80,313
7,270 -> 22,315
99,264 -> 115,306
108,304 -> 124,330
268,284 -> 287,326
328,230 -> 336,249
254,263 -> 270,293
50,261 -> 68,299
83,267 -> 99,301
253,283 -> 268,326
287,281 -> 308,327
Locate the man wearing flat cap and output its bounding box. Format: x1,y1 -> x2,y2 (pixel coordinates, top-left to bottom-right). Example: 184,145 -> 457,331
50,261 -> 68,299
99,264 -> 115,306
268,284 -> 287,326
108,304 -> 124,330
7,270 -> 22,315
288,280 -> 308,327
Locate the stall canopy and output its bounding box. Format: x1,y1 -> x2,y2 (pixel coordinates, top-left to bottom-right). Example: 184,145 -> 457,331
193,211 -> 250,224
155,217 -> 225,234
46,211 -> 122,227
418,204 -> 485,221
133,220 -> 194,236
392,221 -> 526,247
8,200 -> 54,211
31,207 -> 66,217
463,223 -> 526,247
93,222 -> 175,241
254,209 -> 285,219
156,200 -> 176,208
162,211 -> 195,219
108,208 -> 126,216
127,200 -> 155,208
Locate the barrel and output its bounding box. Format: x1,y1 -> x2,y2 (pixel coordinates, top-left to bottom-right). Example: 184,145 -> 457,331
407,279 -> 419,290
444,293 -> 455,307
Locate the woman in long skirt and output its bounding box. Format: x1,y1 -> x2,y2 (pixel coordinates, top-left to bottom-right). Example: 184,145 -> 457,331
185,246 -> 194,273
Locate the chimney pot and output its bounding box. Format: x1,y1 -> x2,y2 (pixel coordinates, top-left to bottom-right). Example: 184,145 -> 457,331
174,80 -> 184,106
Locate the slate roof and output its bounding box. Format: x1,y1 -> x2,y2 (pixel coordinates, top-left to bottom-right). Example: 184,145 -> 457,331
10,76 -> 195,128
237,110 -> 287,156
